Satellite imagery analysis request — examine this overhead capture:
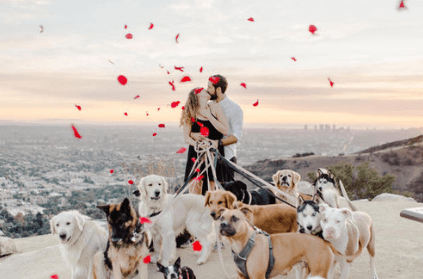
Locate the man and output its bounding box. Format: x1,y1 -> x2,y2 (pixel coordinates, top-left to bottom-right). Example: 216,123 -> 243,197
205,74 -> 244,180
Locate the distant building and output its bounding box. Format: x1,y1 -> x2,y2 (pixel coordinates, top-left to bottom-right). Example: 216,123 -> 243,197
304,125 -> 308,131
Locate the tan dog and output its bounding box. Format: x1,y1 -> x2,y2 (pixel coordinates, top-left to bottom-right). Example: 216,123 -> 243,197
205,190 -> 297,234
273,169 -> 311,205
219,209 -> 335,279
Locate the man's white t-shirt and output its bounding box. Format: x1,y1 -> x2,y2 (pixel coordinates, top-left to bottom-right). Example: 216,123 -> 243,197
218,96 -> 243,160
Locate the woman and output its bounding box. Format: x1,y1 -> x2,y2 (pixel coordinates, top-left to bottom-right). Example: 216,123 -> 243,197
180,87 -> 229,195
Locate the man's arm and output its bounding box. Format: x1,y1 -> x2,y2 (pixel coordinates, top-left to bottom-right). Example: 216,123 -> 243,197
221,135 -> 237,146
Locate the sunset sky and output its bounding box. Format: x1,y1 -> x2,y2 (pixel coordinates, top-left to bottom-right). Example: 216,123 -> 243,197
1,0 -> 423,129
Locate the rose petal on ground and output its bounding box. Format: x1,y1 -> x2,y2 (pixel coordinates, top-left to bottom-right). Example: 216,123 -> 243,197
71,125 -> 82,139
128,180 -> 134,185
253,100 -> 259,107
158,123 -> 165,128
143,255 -> 151,264
117,75 -> 128,85
309,25 -> 317,35
140,217 -> 152,224
200,126 -> 209,137
148,23 -> 154,30
110,169 -> 114,174
180,76 -> 191,82
75,104 -> 81,111
240,83 -> 246,89
176,147 -> 187,154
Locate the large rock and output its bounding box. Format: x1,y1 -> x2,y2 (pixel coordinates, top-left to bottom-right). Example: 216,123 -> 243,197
0,236 -> 17,257
373,193 -> 417,203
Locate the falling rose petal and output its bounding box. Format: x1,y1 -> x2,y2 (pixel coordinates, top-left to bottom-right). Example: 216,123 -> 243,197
176,147 -> 187,154
169,81 -> 175,91
195,175 -> 204,181
209,76 -> 220,85
194,87 -> 203,94
124,25 -> 127,29
180,76 -> 191,83
128,179 -> 134,185
196,121 -> 204,128
134,95 -> 140,99
240,83 -> 247,89
108,60 -> 115,65
200,126 -> 209,137
253,100 -> 259,107
146,111 -> 149,116
143,255 -> 151,264
158,123 -> 166,128
193,240 -> 202,251
199,67 -> 203,73
181,106 -> 185,110
124,112 -> 128,116
159,64 -> 164,69
171,101 -> 180,108
75,104 -> 81,111
309,25 -> 317,35
328,78 -> 334,87
51,275 -> 59,279
175,33 -> 180,43
398,0 -> 406,9
125,33 -> 133,39
191,157 -> 196,163
247,17 -> 254,22
167,71 -> 170,75
152,133 -> 157,137
148,23 -> 154,30
291,57 -> 297,62
191,117 -> 196,123
117,75 -> 128,85
195,168 -> 200,173
110,169 -> 114,174
71,125 -> 82,139
157,107 -> 160,111
39,25 -> 44,33
174,66 -> 184,72
140,217 -> 152,224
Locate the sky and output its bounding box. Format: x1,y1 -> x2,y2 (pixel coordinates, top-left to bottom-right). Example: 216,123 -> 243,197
1,0 -> 423,129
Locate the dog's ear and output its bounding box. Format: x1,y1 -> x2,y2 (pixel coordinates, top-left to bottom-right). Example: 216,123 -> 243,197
49,216 -> 57,235
174,257 -> 181,269
292,171 -> 301,185
133,190 -> 140,197
312,194 -> 322,204
272,172 -> 280,186
97,204 -> 110,216
139,177 -> 148,198
161,176 -> 169,193
298,195 -> 305,205
328,170 -> 334,180
238,181 -> 247,191
340,208 -> 352,219
239,206 -> 253,220
233,201 -> 243,209
74,211 -> 85,232
156,262 -> 166,273
225,191 -> 237,209
319,203 -> 329,213
121,197 -> 131,213
316,168 -> 324,178
218,208 -> 226,219
204,191 -> 211,206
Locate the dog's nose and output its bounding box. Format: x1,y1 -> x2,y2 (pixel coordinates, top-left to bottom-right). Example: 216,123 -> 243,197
307,225 -> 312,231
282,176 -> 287,181
60,234 -> 66,240
154,190 -> 160,197
220,222 -> 228,228
210,212 -> 216,218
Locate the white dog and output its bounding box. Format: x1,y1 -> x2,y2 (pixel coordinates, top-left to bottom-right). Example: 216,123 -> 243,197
319,204 -> 378,279
50,210 -> 108,279
135,174 -> 214,266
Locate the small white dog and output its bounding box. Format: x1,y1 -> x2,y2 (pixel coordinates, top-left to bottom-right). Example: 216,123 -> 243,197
50,210 -> 108,279
134,174 -> 214,266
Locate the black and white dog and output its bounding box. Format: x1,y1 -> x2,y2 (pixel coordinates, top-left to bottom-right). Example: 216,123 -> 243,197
313,168 -> 340,208
157,257 -> 196,279
296,195 -> 324,239
222,180 -> 275,205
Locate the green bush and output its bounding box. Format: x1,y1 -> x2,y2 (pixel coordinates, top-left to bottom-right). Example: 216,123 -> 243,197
307,161 -> 396,200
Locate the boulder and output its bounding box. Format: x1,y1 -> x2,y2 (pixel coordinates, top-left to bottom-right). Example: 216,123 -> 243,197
373,193 -> 417,203
0,236 -> 17,257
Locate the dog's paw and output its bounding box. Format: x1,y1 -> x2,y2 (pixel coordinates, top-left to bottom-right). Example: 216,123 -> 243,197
196,258 -> 206,265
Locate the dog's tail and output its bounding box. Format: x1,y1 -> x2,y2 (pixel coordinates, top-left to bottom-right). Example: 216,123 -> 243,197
339,180 -> 358,211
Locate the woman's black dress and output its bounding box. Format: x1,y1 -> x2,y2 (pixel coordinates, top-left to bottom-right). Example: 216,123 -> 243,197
184,118 -> 230,195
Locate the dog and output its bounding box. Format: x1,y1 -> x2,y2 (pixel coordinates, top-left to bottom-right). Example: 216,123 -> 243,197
93,197 -> 151,279
157,257 -> 197,279
222,180 -> 275,205
134,174 -> 214,266
50,210 -> 108,279
319,203 -> 378,279
219,208 -> 336,279
205,190 -> 297,234
272,169 -> 311,206
297,195 -> 324,239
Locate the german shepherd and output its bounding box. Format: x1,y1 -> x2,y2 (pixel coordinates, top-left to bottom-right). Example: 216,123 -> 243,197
93,197 -> 151,279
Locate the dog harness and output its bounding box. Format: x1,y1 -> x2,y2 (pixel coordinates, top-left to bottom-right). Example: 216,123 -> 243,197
232,230 -> 275,279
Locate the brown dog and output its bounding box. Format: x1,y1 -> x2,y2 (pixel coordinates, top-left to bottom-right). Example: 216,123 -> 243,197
219,209 -> 335,279
273,169 -> 312,205
205,190 -> 297,234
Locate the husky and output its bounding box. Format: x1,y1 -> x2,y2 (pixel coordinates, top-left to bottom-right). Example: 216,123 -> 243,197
157,257 -> 197,279
93,198 -> 151,279
313,168 -> 341,208
296,195 -> 324,239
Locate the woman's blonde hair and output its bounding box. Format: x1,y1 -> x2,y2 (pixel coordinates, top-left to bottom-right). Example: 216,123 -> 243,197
180,88 -> 200,126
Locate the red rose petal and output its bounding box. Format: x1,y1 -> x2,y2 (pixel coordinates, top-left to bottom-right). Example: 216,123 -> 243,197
124,25 -> 127,29
125,33 -> 133,39
191,117 -> 196,123
175,33 -> 180,43
176,147 -> 187,154
181,106 -> 185,110
196,121 -> 204,128
171,101 -> 180,108
159,64 -> 164,68
140,217 -> 152,224
51,275 -> 59,279
194,87 -> 203,94
128,179 -> 134,185
399,0 -> 406,9
328,77 -> 334,87
110,169 -> 114,174
199,67 -> 203,73
240,83 -> 247,89
309,25 -> 317,35
124,112 -> 128,116
195,175 -> 204,181
191,157 -> 196,163
200,126 -> 209,137
71,125 -> 82,139
167,71 -> 170,75
180,76 -> 191,83
174,66 -> 184,72
39,25 -> 43,33
143,255 -> 151,264
117,75 -> 128,85
146,111 -> 149,116
152,133 -> 157,137
75,104 -> 81,111
193,240 -> 202,251
169,80 -> 175,91
291,57 -> 297,62
158,123 -> 165,128
195,168 -> 200,173
209,76 -> 220,85
148,23 -> 154,30
253,100 -> 259,107
247,17 -> 254,22
134,95 -> 140,99
157,107 -> 160,111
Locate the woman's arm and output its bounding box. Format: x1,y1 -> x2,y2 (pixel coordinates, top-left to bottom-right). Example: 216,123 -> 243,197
202,103 -> 229,135
183,122 -> 197,146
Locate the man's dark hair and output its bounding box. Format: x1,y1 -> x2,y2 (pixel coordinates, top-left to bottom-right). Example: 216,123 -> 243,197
212,74 -> 228,94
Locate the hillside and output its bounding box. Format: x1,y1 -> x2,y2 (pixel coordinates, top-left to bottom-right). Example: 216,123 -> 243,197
243,135 -> 423,201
